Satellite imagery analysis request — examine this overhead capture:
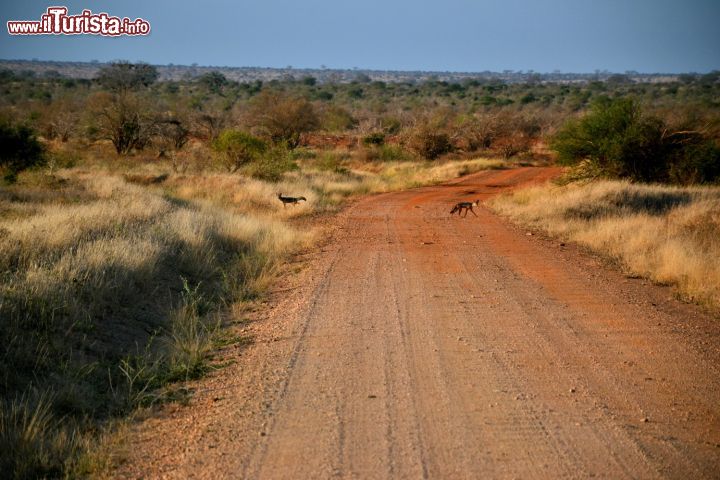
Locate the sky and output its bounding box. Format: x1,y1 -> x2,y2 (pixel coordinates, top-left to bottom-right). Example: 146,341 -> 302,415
1,0 -> 718,73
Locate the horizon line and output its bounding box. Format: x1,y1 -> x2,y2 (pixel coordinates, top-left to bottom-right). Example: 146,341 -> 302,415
2,57 -> 717,77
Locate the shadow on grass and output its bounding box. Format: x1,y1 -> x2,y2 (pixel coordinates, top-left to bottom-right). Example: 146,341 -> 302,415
564,189 -> 693,220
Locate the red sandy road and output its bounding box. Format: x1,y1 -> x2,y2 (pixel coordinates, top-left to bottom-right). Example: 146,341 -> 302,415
119,167 -> 720,479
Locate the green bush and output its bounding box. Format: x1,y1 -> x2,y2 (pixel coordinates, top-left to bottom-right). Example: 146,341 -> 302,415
248,146 -> 298,181
376,144 -> 413,162
322,106 -> 357,132
551,98 -> 667,181
212,130 -> 267,173
362,132 -> 385,146
0,120 -> 45,182
381,117 -> 402,135
316,151 -> 350,173
198,71 -> 228,94
520,93 -> 537,104
668,140 -> 720,185
551,97 -> 720,184
95,61 -> 158,92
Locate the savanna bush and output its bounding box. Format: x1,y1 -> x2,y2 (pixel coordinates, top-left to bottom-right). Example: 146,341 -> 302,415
212,129 -> 267,173
247,145 -> 298,182
362,132 -> 386,146
96,61 -> 159,92
248,91 -> 319,148
87,92 -> 154,155
407,125 -> 452,160
321,105 -> 357,132
0,119 -> 45,182
551,97 -> 720,184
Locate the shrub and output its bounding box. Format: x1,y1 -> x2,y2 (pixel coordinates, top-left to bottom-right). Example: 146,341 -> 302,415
668,140 -> 720,185
450,115 -> 495,151
551,97 -> 720,184
495,136 -> 533,159
316,151 -> 350,173
362,132 -> 385,146
520,93 -> 537,104
407,125 -> 452,159
315,91 -> 333,101
0,120 -> 45,182
321,106 -> 357,132
87,92 -> 155,155
551,98 -> 667,181
347,87 -> 364,99
212,130 -> 267,173
39,97 -> 79,142
192,107 -> 230,141
377,144 -> 413,162
198,71 -> 228,94
154,116 -> 190,157
95,61 -> 158,92
248,91 -> 320,148
381,117 -> 402,135
247,146 -> 298,181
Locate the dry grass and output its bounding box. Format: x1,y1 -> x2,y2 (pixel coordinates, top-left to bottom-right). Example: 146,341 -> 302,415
157,157 -> 505,216
1,153 -> 505,477
0,393 -> 83,479
489,180 -> 720,308
0,171 -> 312,477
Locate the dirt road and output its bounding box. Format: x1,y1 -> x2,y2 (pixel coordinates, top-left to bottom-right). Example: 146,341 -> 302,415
120,167 -> 720,479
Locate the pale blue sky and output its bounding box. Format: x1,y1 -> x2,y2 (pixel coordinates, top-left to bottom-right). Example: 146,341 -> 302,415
1,0 -> 718,73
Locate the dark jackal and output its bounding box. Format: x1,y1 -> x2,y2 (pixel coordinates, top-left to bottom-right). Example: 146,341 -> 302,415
450,200 -> 479,217
278,193 -> 307,207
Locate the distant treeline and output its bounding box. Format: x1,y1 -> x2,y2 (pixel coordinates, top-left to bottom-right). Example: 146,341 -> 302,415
1,61 -> 719,184
2,59 -> 715,84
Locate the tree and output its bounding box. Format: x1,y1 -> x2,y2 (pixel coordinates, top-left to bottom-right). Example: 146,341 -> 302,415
677,73 -> 697,85
154,115 -> 190,157
607,74 -> 631,85
551,97 -> 720,184
212,129 -> 267,172
0,120 -> 45,182
198,71 -> 228,94
668,141 -> 720,185
96,61 -> 159,92
88,92 -> 154,155
40,96 -> 80,142
321,106 -> 357,132
407,125 -> 452,159
246,145 -> 298,181
92,62 -> 159,154
248,91 -> 319,148
551,97 -> 667,181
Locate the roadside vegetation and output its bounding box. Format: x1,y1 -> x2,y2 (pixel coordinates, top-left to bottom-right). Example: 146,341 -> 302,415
490,181 -> 720,308
551,97 -> 720,184
490,93 -> 720,309
0,61 -> 718,477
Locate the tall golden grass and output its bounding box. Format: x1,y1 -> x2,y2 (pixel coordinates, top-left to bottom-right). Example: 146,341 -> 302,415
0,172 -> 310,476
157,157 -> 505,214
489,180 -> 720,308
